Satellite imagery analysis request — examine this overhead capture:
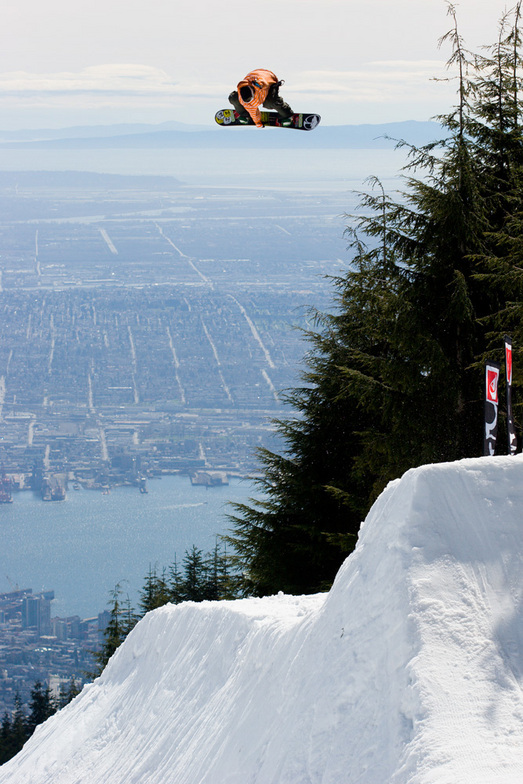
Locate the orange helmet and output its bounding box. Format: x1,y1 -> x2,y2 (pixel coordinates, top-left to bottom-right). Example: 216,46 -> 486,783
237,69 -> 279,127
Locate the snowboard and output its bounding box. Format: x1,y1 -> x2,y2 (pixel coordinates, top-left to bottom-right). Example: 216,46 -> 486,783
215,109 -> 321,131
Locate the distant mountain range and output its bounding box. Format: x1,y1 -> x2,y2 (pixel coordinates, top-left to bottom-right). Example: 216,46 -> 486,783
0,120 -> 446,150
0,120 -> 205,142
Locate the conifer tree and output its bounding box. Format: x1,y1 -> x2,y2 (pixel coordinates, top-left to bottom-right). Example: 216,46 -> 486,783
181,546 -> 207,602
168,553 -> 185,603
91,543 -> 241,677
0,712 -> 13,765
58,677 -> 81,710
203,542 -> 221,600
139,565 -> 171,614
227,3 -> 523,596
0,677 -> 83,765
92,583 -> 137,675
208,541 -> 242,599
5,693 -> 28,761
26,681 -> 55,736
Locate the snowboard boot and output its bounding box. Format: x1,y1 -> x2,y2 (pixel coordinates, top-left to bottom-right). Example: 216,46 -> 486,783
265,84 -> 294,122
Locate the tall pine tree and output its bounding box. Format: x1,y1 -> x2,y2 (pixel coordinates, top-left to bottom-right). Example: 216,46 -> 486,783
26,681 -> 55,736
92,583 -> 138,675
227,3 -> 523,596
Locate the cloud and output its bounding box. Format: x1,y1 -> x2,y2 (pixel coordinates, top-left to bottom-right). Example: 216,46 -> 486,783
0,60 -> 458,124
0,65 -> 230,106
289,61 -> 455,105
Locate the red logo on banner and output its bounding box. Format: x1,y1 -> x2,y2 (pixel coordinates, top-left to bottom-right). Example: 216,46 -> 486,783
506,344 -> 513,385
486,366 -> 499,403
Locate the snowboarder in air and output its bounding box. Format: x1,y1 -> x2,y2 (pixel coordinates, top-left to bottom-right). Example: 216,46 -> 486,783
228,69 -> 294,128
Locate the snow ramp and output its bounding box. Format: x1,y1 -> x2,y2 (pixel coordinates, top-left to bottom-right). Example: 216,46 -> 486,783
2,456 -> 523,784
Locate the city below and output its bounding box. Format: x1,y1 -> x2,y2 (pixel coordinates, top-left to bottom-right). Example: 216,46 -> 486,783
0,170 -> 348,503
0,587 -> 103,716
0,169 -> 349,713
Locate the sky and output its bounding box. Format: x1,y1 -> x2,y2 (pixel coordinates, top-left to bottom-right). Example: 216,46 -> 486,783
0,0 -> 518,129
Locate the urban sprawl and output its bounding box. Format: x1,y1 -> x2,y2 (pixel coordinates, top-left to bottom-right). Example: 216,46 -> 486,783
0,172 -> 347,712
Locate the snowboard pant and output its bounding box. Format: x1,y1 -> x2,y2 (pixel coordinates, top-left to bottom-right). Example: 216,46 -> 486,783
228,84 -> 293,119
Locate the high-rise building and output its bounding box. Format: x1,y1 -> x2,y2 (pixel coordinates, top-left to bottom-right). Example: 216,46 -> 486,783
21,591 -> 54,636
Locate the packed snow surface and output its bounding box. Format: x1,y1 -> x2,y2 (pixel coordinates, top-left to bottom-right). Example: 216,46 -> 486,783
2,456 -> 523,784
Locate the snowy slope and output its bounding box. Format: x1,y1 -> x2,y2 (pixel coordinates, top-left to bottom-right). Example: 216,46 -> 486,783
2,456 -> 523,784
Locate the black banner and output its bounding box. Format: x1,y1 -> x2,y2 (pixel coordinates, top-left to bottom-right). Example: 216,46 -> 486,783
484,362 -> 500,456
505,335 -> 517,454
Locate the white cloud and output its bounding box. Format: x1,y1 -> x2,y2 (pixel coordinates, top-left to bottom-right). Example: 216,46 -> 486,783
0,60 -> 460,125
290,61 -> 454,105
0,65 -> 230,99
0,59 -> 454,104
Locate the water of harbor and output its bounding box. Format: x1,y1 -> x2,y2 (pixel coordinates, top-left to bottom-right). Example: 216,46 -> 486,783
0,475 -> 259,618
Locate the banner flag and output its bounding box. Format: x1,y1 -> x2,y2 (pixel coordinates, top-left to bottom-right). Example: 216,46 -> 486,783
484,361 -> 500,456
505,335 -> 517,454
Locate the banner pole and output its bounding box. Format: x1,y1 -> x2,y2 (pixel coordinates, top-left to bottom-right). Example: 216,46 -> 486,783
484,361 -> 501,457
504,335 -> 517,455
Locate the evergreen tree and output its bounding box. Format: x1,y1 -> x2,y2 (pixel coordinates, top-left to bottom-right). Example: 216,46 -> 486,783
0,679 -> 77,766
58,677 -> 81,710
139,565 -> 171,614
207,541 -> 242,600
0,678 -> 83,765
0,712 -> 13,765
468,2 -> 523,365
226,4 -> 523,596
91,542 -> 241,679
26,681 -> 55,736
92,583 -> 138,675
181,546 -> 207,602
168,553 -> 186,604
4,693 -> 28,762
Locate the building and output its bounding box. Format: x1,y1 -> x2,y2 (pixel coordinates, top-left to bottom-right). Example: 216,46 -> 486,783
21,591 -> 54,636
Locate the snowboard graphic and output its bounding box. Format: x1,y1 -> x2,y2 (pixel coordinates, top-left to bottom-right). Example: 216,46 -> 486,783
215,109 -> 321,131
